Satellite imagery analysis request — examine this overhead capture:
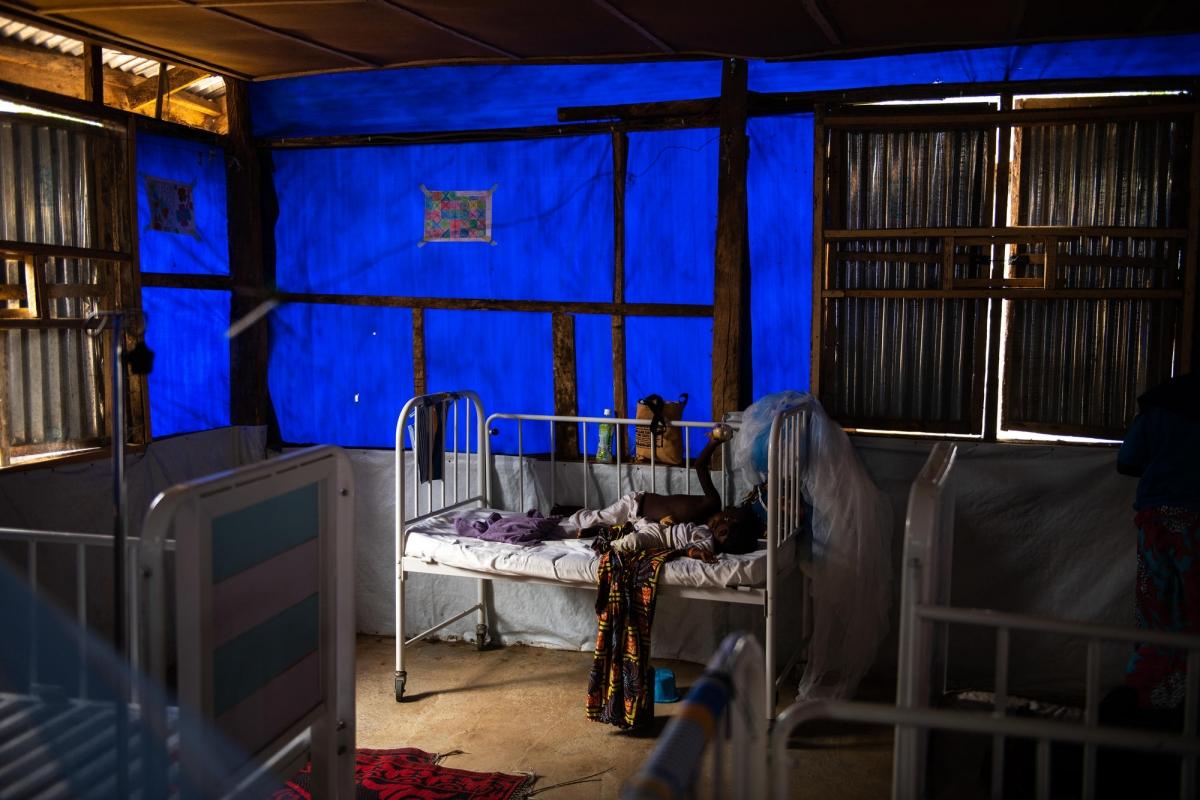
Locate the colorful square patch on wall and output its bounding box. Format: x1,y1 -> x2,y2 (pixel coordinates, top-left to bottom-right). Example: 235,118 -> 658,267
145,175 -> 199,239
419,184 -> 497,246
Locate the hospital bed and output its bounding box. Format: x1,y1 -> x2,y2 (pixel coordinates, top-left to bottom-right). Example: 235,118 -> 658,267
0,445 -> 356,798
393,390 -> 811,720
771,442 -> 1200,800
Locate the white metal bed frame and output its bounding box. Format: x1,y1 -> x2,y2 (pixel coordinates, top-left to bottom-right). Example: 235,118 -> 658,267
771,442 -> 1200,800
0,445 -> 357,798
393,390 -> 811,720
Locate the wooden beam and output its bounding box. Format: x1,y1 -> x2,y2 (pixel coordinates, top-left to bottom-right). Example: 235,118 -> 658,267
374,0 -> 519,60
82,43 -> 103,102
558,97 -> 718,124
811,106 -> 825,399
43,0 -> 362,10
0,76 -> 228,146
0,4 -> 253,80
173,0 -> 380,68
611,130 -> 629,451
225,78 -> 272,427
711,58 -> 750,421
270,292 -> 713,317
154,61 -> 168,119
985,94 -> 1013,440
120,118 -> 150,444
139,273 -> 232,289
551,312 -> 579,458
589,0 -> 673,53
0,239 -> 131,262
126,65 -> 208,110
801,0 -> 843,47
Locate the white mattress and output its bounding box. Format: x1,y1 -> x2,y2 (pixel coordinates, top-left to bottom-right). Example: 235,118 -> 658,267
402,507 -> 795,589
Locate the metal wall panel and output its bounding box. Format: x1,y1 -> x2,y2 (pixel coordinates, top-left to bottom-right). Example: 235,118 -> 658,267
1004,119 -> 1188,436
0,118 -> 112,451
823,128 -> 989,431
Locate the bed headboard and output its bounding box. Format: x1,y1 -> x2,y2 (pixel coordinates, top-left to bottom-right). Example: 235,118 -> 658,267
396,390 -> 489,526
141,445 -> 355,797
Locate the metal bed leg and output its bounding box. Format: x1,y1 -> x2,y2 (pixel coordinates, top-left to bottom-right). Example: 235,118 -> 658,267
475,578 -> 490,651
396,558 -> 407,702
766,590 -> 778,720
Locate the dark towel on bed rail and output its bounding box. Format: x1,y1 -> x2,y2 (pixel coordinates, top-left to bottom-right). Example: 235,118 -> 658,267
414,399 -> 446,482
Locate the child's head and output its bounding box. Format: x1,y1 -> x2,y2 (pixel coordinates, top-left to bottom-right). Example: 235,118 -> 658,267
707,506 -> 766,555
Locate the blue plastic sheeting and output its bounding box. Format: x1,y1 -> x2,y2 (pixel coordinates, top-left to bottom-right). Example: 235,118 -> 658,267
136,132 -> 228,275
142,287 -> 230,438
574,313 -> 614,457
748,115 -> 813,398
625,129 -> 718,305
268,303 -> 414,446
424,309 -> 552,456
250,61 -> 722,138
624,316 -> 713,458
750,33 -> 1200,93
272,136 -> 613,301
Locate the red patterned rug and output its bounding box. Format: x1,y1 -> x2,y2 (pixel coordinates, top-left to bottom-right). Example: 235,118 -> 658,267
274,748 -> 535,799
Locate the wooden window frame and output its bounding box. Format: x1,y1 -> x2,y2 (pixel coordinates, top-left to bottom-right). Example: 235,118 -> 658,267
812,92 -> 1198,442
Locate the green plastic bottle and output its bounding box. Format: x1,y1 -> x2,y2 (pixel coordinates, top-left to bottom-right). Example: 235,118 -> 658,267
597,408 -> 614,462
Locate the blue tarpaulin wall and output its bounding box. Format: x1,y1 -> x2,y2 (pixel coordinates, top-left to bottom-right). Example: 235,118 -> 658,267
269,303 -> 413,446
272,136 -> 612,301
136,132 -> 228,276
137,132 -> 231,438
142,288 -> 230,437
254,33 -> 1200,450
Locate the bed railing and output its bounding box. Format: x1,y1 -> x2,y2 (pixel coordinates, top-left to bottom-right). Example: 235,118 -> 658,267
0,526 -> 175,699
622,632 -> 767,800
772,698 -> 1200,800
395,390 -> 488,525
482,412 -> 741,510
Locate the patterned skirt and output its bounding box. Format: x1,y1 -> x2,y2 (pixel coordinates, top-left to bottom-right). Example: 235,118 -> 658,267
1125,506 -> 1200,709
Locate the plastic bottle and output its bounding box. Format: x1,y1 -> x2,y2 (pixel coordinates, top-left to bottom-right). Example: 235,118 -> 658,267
597,408 -> 614,462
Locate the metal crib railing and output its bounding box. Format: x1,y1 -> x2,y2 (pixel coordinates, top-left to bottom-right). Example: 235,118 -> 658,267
622,632 -> 767,800
0,526 -> 175,699
482,412 -> 740,512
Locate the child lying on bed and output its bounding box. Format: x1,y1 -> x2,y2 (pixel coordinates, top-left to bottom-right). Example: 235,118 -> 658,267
558,432 -> 765,556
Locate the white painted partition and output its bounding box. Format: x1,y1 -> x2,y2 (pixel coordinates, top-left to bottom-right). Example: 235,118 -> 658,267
141,445 -> 356,799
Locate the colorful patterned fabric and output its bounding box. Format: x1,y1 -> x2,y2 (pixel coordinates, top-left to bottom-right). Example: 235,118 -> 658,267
586,525 -> 671,729
274,747 -> 534,799
420,185 -> 495,245
1126,506 -> 1200,709
145,175 -> 198,237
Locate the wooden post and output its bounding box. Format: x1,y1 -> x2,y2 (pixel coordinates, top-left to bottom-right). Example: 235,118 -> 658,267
1183,111 -> 1199,372
83,44 -> 103,104
226,79 -> 271,429
122,120 -> 150,443
552,311 -> 579,458
984,94 -> 1014,441
412,308 -> 426,396
611,130 -> 629,453
712,58 -> 750,421
154,62 -> 168,120
811,106 -> 826,400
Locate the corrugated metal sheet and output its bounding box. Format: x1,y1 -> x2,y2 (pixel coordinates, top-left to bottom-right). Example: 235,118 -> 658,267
1004,119 -> 1187,436
0,16 -> 226,99
0,116 -> 109,449
823,128 -> 990,431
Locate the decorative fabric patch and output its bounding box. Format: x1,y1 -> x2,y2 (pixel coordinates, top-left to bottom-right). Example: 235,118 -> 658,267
145,175 -> 199,239
419,184 -> 497,246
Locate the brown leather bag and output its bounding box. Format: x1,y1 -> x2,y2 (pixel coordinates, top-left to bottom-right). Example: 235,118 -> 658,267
634,393 -> 688,465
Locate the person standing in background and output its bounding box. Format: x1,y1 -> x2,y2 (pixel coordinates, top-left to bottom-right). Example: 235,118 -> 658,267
1117,372 -> 1200,710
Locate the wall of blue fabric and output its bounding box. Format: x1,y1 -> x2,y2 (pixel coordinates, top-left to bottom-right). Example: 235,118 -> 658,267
137,132 -> 231,439
748,114 -> 814,398
268,303 -> 413,446
136,132 -> 228,276
625,128 -> 718,306
272,136 -> 612,301
142,287 -> 230,438
253,34 -> 1200,451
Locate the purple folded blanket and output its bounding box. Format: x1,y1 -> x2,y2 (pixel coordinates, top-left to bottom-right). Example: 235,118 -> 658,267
453,509 -> 566,545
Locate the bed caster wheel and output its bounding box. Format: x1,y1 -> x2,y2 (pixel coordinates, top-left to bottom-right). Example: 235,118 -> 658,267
475,623 -> 488,651
394,671 -> 406,702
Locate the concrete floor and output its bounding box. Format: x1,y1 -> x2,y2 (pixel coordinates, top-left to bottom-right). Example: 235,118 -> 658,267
354,635 -> 894,798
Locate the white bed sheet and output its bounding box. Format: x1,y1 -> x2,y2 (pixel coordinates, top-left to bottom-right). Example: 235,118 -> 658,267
404,507 -> 795,589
